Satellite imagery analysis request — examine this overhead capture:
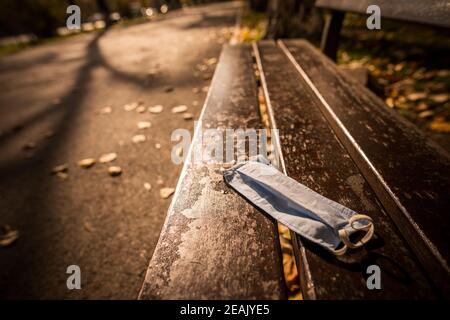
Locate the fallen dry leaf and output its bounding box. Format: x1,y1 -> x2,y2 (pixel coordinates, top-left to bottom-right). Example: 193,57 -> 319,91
385,97 -> 395,108
22,142 -> 36,151
430,93 -> 449,104
108,166 -> 122,176
148,105 -> 163,113
99,153 -> 117,163
205,57 -> 217,65
416,102 -> 429,111
182,113 -> 193,120
165,86 -> 174,92
132,134 -> 146,144
56,172 -> 68,180
407,92 -> 427,102
100,106 -> 112,114
172,105 -> 188,113
77,158 -> 96,169
136,106 -> 146,113
52,164 -> 68,174
0,226 -> 19,247
137,121 -> 152,130
160,187 -> 175,199
124,102 -> 138,111
430,119 -> 450,133
84,222 -> 95,233
144,182 -> 152,191
419,110 -> 434,118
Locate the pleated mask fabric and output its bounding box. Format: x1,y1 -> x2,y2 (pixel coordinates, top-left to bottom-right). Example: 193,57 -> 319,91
223,155 -> 374,255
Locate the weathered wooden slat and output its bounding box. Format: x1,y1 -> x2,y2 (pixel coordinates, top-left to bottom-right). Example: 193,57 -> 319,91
138,44 -> 286,300
255,40 -> 436,299
280,39 -> 450,297
316,0 -> 450,29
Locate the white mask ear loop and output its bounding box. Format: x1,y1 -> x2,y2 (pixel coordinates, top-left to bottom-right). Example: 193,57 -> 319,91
337,214 -> 375,252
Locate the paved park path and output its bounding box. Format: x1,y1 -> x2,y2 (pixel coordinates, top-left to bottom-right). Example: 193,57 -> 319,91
0,2 -> 241,299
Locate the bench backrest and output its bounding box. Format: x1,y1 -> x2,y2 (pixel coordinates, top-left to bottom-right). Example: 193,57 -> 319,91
316,0 -> 450,28
316,0 -> 450,61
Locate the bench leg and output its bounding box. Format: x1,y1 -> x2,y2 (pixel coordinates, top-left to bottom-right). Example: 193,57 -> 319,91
320,10 -> 345,62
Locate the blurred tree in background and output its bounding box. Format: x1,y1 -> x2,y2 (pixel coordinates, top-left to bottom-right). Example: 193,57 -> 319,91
265,0 -> 323,42
0,0 -> 186,39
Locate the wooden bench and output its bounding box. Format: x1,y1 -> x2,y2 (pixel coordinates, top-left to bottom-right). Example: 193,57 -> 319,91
139,1 -> 450,299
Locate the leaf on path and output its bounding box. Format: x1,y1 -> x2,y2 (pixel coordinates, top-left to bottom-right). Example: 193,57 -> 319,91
419,110 -> 434,118
430,93 -> 449,104
138,121 -> 152,130
165,86 -> 174,93
415,102 -> 429,111
0,226 -> 19,247
385,97 -> 395,108
22,142 -> 36,150
124,102 -> 139,112
52,164 -> 68,174
77,158 -> 96,169
99,153 -> 117,163
407,92 -> 427,102
136,106 -> 146,113
100,106 -> 112,114
205,57 -> 217,66
108,166 -> 122,177
171,105 -> 188,114
84,222 -> 95,233
160,187 -> 175,199
56,172 -> 69,180
148,105 -> 163,113
144,182 -> 152,191
182,113 -> 193,120
132,135 -> 146,144
436,70 -> 450,77
430,119 -> 450,133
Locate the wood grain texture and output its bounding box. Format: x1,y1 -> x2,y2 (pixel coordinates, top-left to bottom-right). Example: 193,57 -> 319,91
281,39 -> 450,297
255,40 -> 436,299
316,0 -> 450,28
139,44 -> 286,300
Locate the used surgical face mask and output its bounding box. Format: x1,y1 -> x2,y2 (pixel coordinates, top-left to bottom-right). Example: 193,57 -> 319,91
223,155 -> 374,255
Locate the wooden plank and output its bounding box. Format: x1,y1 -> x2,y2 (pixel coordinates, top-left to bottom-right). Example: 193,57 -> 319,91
255,40 -> 436,299
316,0 -> 450,29
138,44 -> 286,300
280,39 -> 450,297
